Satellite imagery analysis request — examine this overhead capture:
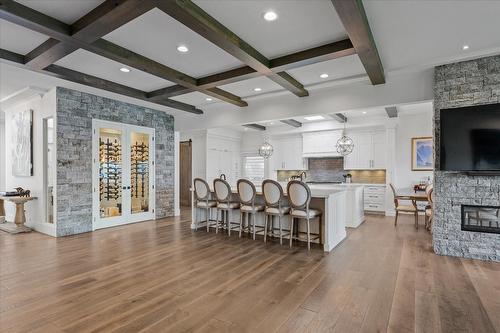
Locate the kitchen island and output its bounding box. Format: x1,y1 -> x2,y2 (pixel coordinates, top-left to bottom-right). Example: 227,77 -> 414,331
191,185 -> 347,252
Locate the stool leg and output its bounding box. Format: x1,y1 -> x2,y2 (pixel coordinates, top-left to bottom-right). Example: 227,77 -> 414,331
216,209 -> 220,234
307,218 -> 311,251
279,215 -> 283,245
289,218 -> 294,248
264,214 -> 268,243
207,208 -> 211,232
194,206 -> 199,231
227,210 -> 231,236
239,212 -> 243,238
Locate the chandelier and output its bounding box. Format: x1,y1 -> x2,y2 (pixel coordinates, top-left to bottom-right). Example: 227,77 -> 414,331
258,139 -> 274,159
335,121 -> 354,156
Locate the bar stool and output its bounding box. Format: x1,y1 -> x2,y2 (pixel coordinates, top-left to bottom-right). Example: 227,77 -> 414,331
193,178 -> 217,231
237,179 -> 265,239
262,180 -> 290,245
287,180 -> 322,250
213,178 -> 240,235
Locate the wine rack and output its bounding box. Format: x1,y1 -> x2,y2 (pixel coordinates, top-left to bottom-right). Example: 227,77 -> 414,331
99,138 -> 122,201
131,141 -> 149,199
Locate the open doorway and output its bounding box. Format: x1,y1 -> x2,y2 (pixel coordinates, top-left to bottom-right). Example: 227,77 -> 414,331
179,140 -> 192,207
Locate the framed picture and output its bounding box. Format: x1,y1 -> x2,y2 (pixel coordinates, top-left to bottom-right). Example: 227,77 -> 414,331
411,137 -> 433,171
12,109 -> 33,176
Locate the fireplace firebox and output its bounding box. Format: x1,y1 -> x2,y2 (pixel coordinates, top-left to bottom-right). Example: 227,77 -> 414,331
461,205 -> 500,234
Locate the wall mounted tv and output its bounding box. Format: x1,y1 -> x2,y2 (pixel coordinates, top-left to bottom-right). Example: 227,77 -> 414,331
440,103 -> 500,172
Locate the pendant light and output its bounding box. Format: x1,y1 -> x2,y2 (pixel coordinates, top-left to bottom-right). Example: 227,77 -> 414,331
336,119 -> 354,156
258,135 -> 274,159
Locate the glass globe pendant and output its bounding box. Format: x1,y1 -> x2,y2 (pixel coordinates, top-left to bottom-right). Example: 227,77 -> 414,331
335,121 -> 354,156
258,139 -> 274,159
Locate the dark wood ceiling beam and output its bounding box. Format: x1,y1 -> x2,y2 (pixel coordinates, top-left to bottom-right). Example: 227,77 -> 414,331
280,119 -> 302,128
157,0 -> 308,97
0,0 -> 245,108
243,124 -> 266,131
23,0 -> 156,70
385,106 -> 398,118
331,0 -> 385,85
331,113 -> 347,123
90,39 -> 247,107
152,39 -> 355,99
0,49 -> 202,114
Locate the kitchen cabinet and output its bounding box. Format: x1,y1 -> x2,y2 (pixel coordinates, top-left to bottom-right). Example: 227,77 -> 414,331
302,131 -> 342,157
363,185 -> 386,212
272,136 -> 306,170
344,130 -> 386,170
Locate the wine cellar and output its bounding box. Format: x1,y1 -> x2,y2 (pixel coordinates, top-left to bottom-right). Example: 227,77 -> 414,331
93,121 -> 155,229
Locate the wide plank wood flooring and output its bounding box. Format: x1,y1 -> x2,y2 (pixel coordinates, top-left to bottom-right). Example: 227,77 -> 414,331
1,208 -> 499,332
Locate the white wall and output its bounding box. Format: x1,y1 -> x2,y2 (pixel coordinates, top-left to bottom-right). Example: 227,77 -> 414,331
0,114 -> 5,190
394,111 -> 433,189
4,89 -> 56,235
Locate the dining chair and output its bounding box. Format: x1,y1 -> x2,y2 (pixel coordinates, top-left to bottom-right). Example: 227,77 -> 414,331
262,179 -> 290,245
287,180 -> 321,250
213,178 -> 240,235
424,184 -> 434,231
389,183 -> 418,229
193,178 -> 217,231
237,179 -> 265,239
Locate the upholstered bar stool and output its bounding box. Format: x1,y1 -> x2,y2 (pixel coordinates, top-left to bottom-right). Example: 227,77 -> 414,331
287,180 -> 322,250
237,179 -> 265,239
262,180 -> 290,245
193,178 -> 217,231
213,178 -> 240,235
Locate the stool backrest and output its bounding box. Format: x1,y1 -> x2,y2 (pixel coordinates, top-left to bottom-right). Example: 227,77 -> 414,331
262,179 -> 284,207
213,178 -> 231,202
237,179 -> 256,205
193,178 -> 210,201
287,180 -> 311,209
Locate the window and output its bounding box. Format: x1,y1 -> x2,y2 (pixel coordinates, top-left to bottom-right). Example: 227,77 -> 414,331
242,155 -> 265,182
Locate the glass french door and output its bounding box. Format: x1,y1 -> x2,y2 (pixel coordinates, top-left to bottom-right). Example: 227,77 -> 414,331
92,120 -> 155,230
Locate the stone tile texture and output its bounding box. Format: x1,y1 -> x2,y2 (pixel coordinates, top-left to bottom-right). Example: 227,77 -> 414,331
56,87 -> 174,236
434,55 -> 500,262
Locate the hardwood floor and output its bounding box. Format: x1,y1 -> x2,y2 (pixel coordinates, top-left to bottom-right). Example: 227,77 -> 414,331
1,208 -> 499,333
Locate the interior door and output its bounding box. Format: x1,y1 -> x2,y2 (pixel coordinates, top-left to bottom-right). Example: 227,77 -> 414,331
179,141 -> 192,207
92,120 -> 155,230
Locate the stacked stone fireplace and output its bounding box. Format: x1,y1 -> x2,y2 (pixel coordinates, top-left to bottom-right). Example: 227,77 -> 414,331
433,55 -> 500,262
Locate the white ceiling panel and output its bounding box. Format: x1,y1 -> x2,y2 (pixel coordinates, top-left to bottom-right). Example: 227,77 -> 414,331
55,49 -> 174,92
103,8 -> 243,78
171,91 -> 217,106
219,76 -> 284,98
16,0 -> 105,24
288,55 -> 365,86
0,19 -> 49,54
194,0 -> 347,58
363,0 -> 500,71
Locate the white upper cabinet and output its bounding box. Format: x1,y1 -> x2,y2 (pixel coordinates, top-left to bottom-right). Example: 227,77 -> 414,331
272,136 -> 306,170
344,130 -> 386,170
302,131 -> 342,157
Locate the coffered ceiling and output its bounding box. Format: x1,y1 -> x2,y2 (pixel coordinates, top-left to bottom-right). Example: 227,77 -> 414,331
1,0 -> 500,119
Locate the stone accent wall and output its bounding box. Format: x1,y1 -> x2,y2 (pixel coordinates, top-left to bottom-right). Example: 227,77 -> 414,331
308,157 -> 345,182
433,55 -> 500,261
56,87 -> 174,236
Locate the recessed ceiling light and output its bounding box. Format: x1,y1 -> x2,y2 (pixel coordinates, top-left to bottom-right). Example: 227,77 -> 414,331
362,111 -> 367,114
304,115 -> 325,121
120,67 -> 130,73
177,44 -> 189,53
320,73 -> 329,79
269,122 -> 274,125
206,97 -> 213,101
244,127 -> 248,131
263,11 -> 278,21
462,45 -> 470,50
254,87 -> 262,92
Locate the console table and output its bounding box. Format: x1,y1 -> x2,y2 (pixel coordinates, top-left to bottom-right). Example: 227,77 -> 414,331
0,196 -> 37,234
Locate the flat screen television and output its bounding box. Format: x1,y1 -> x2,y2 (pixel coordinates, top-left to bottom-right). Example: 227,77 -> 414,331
440,103 -> 500,172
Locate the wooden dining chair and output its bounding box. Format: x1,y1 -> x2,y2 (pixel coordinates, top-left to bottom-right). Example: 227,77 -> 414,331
389,183 -> 418,229
424,184 -> 434,231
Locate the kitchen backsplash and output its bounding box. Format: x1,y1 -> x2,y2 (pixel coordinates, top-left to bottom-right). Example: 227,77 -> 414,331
276,157 -> 386,184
